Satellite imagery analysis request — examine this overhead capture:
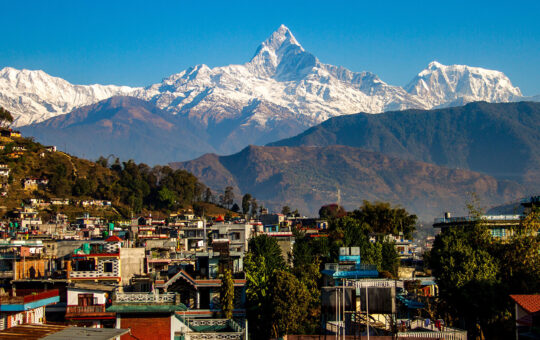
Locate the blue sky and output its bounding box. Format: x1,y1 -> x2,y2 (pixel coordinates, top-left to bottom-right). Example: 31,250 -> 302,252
2,0 -> 539,95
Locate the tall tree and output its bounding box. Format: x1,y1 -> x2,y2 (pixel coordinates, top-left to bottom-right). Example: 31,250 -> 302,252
204,187 -> 213,203
268,270 -> 310,338
242,193 -> 252,215
220,269 -> 234,319
223,186 -> 234,209
250,199 -> 258,217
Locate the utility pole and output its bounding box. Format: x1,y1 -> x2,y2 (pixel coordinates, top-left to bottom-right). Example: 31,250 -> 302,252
366,286 -> 370,340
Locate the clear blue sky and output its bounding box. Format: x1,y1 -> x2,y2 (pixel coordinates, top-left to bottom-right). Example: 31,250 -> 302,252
2,0 -> 539,95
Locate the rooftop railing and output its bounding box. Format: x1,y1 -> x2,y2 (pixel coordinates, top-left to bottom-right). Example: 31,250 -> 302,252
115,292 -> 176,304
434,215 -> 522,224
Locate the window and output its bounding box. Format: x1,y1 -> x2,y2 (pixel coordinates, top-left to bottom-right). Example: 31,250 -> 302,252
104,262 -> 113,273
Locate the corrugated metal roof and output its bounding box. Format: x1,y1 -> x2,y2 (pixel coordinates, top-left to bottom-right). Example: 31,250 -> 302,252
0,324 -> 67,339
41,327 -> 129,340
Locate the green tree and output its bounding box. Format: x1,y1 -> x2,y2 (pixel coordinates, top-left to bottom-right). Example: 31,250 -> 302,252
429,225 -> 500,338
157,187 -> 177,210
244,253 -> 272,338
231,203 -> 240,213
248,235 -> 285,274
351,200 -> 417,239
268,270 -> 310,337
220,269 -> 234,319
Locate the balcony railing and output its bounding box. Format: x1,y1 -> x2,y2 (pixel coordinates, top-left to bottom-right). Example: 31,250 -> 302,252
434,215 -> 522,224
324,263 -> 378,272
115,292 -> 176,304
66,304 -> 106,315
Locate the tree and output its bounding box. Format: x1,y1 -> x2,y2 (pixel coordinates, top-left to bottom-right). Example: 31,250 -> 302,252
0,107 -> 13,128
281,205 -> 291,216
250,199 -> 258,217
244,253 -> 272,338
268,270 -> 310,337
220,269 -> 234,319
242,193 -> 252,215
231,203 -> 240,213
319,204 -> 346,220
248,235 -> 285,274
223,186 -> 234,209
204,187 -> 213,203
351,201 -> 418,239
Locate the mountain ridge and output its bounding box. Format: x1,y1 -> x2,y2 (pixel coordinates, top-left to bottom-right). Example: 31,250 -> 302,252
269,101 -> 540,187
171,144 -> 526,220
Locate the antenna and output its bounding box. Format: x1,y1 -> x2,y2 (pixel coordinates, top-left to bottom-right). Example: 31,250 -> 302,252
337,188 -> 341,206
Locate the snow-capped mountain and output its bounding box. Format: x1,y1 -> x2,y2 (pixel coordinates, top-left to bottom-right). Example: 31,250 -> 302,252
404,61 -> 522,108
0,67 -> 138,126
135,24 -> 426,131
0,25 -> 529,141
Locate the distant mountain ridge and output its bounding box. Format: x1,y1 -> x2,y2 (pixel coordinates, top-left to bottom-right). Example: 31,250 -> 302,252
1,25 -> 535,158
20,96 -> 214,164
171,145 -> 526,220
269,101 -> 540,188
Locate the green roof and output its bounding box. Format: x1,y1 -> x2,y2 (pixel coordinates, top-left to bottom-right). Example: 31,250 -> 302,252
107,303 -> 187,313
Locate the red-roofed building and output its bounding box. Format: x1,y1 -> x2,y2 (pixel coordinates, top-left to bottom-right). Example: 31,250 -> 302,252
105,235 -> 122,243
510,294 -> 540,339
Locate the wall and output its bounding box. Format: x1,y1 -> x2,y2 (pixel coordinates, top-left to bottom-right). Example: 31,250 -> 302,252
120,314 -> 171,340
120,248 -> 145,286
67,288 -> 107,306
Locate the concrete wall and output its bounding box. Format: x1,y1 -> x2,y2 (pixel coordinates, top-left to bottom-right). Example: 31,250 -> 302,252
120,248 -> 145,286
67,288 -> 107,305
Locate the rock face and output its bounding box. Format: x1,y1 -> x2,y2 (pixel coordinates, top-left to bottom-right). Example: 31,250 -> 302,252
171,145 -> 526,220
1,25 -> 529,157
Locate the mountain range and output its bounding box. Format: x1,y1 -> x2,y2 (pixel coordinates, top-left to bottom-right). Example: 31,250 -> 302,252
270,101 -> 540,186
5,25 -> 538,160
171,145 -> 526,220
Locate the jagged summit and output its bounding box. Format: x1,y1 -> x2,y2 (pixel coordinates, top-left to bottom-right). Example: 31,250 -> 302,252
247,25 -> 316,80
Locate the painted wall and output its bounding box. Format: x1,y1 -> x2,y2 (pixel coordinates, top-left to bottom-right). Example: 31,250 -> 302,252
67,288 -> 107,306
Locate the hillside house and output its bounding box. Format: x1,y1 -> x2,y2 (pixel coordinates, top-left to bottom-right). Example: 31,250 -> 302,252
0,165 -> 10,177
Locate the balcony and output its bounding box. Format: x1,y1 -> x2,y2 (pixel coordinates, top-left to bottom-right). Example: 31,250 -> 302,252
65,304 -> 115,319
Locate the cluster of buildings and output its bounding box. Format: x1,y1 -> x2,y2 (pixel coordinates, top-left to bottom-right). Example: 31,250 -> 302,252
0,183 -> 536,339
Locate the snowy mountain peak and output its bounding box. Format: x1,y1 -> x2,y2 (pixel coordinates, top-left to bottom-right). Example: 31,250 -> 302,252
247,25 -> 316,80
407,61 -> 522,107
0,67 -> 138,126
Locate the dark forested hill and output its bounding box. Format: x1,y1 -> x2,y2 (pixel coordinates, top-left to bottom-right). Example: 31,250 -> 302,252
269,101 -> 540,188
